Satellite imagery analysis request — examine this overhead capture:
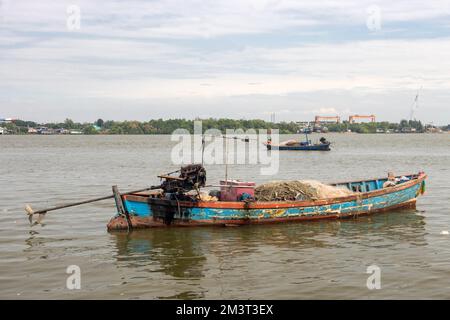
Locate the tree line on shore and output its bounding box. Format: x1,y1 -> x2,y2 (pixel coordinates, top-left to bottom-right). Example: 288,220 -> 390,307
2,118 -> 437,134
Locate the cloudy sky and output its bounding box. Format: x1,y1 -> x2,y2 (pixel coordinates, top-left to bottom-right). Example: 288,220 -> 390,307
1,0 -> 450,124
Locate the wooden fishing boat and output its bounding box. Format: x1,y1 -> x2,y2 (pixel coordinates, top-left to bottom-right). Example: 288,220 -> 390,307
107,171 -> 427,230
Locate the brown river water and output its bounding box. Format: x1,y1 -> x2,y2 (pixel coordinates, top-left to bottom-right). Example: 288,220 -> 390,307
0,134 -> 449,299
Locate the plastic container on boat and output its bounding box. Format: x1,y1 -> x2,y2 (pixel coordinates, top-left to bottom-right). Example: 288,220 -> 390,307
219,180 -> 255,201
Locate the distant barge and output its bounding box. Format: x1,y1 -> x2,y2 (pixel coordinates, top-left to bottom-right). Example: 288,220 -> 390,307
263,133 -> 331,151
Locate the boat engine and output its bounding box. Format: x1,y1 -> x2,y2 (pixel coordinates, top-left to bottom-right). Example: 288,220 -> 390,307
159,164 -> 206,194
320,137 -> 329,144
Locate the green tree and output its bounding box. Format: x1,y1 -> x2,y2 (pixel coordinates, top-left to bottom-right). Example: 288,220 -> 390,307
95,118 -> 104,128
64,118 -> 75,129
399,119 -> 408,128
83,125 -> 98,135
4,123 -> 19,134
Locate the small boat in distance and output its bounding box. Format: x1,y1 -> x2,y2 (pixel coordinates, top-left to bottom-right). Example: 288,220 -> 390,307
264,132 -> 331,151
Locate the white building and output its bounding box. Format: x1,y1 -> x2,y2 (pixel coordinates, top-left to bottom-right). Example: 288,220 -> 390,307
0,127 -> 5,135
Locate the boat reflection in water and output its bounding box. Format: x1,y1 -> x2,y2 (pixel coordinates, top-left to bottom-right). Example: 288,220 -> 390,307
109,208 -> 427,299
112,229 -> 208,280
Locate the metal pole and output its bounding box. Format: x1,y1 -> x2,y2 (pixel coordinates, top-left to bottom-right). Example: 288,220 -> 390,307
25,185 -> 161,215
201,134 -> 205,166
224,135 -> 228,182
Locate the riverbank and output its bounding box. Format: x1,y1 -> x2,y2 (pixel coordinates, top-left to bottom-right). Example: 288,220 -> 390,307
1,118 -> 447,135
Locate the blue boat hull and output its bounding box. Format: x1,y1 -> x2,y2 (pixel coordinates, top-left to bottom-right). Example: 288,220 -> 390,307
107,173 -> 426,230
266,143 -> 331,151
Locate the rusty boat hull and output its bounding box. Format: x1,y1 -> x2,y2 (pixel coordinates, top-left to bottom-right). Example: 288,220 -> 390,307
107,172 -> 427,230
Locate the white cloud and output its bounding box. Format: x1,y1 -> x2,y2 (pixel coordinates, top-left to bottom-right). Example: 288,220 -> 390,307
1,0 -> 450,122
2,35 -> 450,101
2,0 -> 450,38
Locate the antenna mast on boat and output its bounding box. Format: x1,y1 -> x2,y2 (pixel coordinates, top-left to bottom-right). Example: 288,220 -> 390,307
224,135 -> 228,182
201,134 -> 205,166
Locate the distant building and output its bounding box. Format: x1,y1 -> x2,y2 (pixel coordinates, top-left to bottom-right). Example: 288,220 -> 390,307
0,127 -> 5,135
425,125 -> 442,133
36,127 -> 49,134
55,128 -> 70,134
296,121 -> 313,134
28,127 -> 38,134
401,127 -> 416,133
348,115 -> 376,123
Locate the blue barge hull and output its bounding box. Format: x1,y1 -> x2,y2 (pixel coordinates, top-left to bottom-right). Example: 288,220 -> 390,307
266,143 -> 331,151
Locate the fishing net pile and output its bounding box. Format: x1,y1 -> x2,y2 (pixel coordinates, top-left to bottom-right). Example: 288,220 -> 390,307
255,180 -> 355,201
279,139 -> 298,146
